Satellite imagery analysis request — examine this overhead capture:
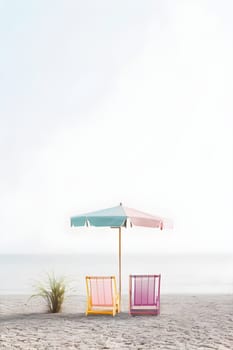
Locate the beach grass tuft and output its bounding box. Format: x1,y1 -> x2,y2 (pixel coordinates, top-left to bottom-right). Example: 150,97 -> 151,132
30,273 -> 67,313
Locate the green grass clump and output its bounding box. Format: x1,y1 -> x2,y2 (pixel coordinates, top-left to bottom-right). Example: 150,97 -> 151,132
31,273 -> 67,313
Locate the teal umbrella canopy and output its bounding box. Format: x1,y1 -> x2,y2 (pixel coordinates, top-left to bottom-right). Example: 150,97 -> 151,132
70,205 -> 126,228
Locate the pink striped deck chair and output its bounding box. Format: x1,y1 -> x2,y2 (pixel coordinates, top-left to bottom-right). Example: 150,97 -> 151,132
85,276 -> 120,316
129,274 -> 161,315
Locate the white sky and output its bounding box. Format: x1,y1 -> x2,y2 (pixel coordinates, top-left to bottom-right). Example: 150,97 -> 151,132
0,0 -> 232,254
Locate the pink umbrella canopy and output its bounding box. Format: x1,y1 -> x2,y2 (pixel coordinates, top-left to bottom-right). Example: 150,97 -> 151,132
123,206 -> 172,229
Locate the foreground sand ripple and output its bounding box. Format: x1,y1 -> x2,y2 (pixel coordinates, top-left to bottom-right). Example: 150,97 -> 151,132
0,295 -> 232,349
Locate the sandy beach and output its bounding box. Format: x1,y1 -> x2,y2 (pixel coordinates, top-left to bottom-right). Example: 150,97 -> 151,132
0,294 -> 232,349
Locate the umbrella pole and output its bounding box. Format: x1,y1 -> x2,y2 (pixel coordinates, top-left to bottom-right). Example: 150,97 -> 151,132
119,226 -> 121,309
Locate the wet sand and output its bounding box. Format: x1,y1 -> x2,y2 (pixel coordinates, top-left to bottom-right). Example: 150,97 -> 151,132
0,295 -> 232,349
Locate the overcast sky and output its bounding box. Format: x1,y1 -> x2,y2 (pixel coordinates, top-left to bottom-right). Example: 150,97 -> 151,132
0,0 -> 232,254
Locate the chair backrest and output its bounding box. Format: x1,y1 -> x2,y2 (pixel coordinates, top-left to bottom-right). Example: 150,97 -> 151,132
130,275 -> 161,306
86,276 -> 116,306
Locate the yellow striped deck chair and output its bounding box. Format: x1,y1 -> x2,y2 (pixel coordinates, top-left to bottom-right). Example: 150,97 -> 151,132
85,276 -> 120,316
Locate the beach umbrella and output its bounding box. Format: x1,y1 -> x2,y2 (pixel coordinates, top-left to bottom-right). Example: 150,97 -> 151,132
70,203 -> 172,304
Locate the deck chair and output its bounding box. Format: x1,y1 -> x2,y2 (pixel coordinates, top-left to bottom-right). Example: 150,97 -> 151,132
85,276 -> 120,316
129,274 -> 161,315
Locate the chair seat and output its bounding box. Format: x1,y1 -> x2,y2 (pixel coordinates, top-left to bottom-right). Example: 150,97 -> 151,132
130,308 -> 160,315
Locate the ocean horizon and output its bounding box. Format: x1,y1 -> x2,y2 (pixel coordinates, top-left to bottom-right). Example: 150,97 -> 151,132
0,253 -> 232,295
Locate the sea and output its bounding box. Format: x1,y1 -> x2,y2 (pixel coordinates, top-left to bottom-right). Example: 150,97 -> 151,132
0,254 -> 232,295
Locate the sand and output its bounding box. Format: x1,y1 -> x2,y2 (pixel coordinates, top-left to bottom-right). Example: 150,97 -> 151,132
0,294 -> 232,349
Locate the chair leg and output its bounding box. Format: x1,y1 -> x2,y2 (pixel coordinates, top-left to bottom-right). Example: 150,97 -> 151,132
116,300 -> 120,313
